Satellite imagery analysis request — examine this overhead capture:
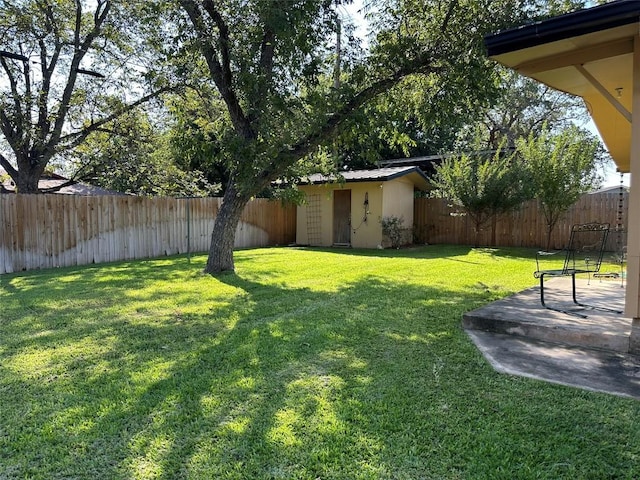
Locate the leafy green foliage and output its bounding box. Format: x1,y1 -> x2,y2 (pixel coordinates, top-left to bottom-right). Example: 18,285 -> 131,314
166,90 -> 229,190
71,110 -> 217,197
431,136 -> 531,246
517,125 -> 604,250
332,73 -> 487,169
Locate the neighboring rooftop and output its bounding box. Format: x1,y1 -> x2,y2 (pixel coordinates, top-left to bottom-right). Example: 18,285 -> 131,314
589,185 -> 629,195
1,169 -> 125,195
379,154 -> 444,175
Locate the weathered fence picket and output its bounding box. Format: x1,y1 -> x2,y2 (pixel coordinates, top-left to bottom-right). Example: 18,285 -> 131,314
414,191 -> 628,251
0,195 -> 296,274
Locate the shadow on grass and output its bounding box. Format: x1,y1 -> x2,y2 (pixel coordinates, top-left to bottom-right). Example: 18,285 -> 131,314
292,245 -> 539,263
1,255 -> 638,479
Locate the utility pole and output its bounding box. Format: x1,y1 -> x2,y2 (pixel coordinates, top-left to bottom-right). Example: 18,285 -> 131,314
333,18 -> 341,90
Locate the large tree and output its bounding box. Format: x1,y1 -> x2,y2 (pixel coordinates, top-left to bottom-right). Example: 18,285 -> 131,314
0,0 -> 167,193
171,0 -> 531,273
441,65 -> 589,157
473,69 -> 587,150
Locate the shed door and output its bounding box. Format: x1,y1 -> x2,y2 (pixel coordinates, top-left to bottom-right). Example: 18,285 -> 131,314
333,190 -> 351,245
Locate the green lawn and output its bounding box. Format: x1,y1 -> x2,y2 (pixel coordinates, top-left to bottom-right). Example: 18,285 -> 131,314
1,245 -> 638,479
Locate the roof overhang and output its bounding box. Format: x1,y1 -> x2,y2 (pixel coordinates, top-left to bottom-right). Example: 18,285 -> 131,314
485,0 -> 640,173
299,166 -> 430,190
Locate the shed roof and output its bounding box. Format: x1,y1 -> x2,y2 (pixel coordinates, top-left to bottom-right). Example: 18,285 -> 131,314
299,166 -> 430,190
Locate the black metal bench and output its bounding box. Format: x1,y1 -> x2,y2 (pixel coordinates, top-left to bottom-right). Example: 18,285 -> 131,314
533,222 -> 622,317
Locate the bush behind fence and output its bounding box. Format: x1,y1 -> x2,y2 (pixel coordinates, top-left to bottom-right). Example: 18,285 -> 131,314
414,192 -> 628,251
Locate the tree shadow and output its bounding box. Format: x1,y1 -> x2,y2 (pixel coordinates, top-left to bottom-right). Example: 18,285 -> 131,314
292,245 -> 538,263
1,257 -> 638,478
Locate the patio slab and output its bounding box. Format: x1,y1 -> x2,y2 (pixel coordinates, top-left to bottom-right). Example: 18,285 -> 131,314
463,277 -> 631,352
463,277 -> 640,399
467,330 -> 640,400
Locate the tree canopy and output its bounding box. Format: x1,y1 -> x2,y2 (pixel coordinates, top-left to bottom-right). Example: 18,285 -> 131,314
517,125 -> 604,250
462,68 -> 588,151
166,0 -> 536,273
69,109 -> 217,197
0,0 -> 166,193
430,138 -> 530,247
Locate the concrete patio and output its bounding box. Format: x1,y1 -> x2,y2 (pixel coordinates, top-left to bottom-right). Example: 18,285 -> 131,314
463,276 -> 640,400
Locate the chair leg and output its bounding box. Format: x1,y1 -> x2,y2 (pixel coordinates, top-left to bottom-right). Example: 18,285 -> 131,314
572,273 -> 623,315
539,273 -> 622,317
539,273 -> 588,318
572,274 -> 579,305
539,275 -> 546,308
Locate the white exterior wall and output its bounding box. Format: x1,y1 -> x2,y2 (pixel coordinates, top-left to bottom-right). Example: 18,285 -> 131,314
381,177 -> 415,247
296,181 -> 387,248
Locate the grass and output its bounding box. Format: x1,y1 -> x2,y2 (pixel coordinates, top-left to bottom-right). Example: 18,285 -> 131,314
0,245 -> 638,479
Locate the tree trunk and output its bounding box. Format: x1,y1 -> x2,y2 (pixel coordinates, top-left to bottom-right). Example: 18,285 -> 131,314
204,184 -> 251,274
545,224 -> 553,252
474,218 -> 482,248
14,161 -> 45,194
491,215 -> 497,246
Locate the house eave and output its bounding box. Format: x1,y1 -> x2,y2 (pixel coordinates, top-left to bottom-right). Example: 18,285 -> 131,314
485,1 -> 640,57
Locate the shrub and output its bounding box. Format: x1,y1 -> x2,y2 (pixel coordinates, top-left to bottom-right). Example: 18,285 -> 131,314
381,215 -> 407,249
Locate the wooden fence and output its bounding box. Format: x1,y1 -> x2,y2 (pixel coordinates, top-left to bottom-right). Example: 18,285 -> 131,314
0,190 -> 629,274
414,191 -> 628,251
0,195 -> 296,274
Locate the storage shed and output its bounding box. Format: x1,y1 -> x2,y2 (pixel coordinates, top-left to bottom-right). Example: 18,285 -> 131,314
296,166 -> 429,248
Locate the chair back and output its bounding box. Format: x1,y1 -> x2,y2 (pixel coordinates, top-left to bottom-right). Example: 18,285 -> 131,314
563,222 -> 610,274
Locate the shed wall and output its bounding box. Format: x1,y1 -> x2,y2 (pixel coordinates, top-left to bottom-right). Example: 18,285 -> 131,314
297,182 -> 386,247
381,178 -> 415,246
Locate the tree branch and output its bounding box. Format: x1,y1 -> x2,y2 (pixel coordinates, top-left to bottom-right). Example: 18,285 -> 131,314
202,0 -> 234,94
38,178 -> 79,194
259,28 -> 276,81
0,107 -> 23,156
250,19 -> 276,124
0,152 -> 18,179
58,86 -> 174,150
257,61 -> 443,186
47,0 -> 112,158
179,0 -> 254,139
0,56 -> 25,129
37,4 -> 63,140
290,63 -> 442,163
440,0 -> 459,36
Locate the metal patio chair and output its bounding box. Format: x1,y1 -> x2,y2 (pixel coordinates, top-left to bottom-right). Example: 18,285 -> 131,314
534,222 -> 622,318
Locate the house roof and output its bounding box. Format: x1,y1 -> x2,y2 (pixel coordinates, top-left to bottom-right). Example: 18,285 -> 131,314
485,1 -> 640,56
36,178 -> 127,196
589,184 -> 629,195
299,166 -> 430,190
485,1 -> 640,172
1,169 -> 125,195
